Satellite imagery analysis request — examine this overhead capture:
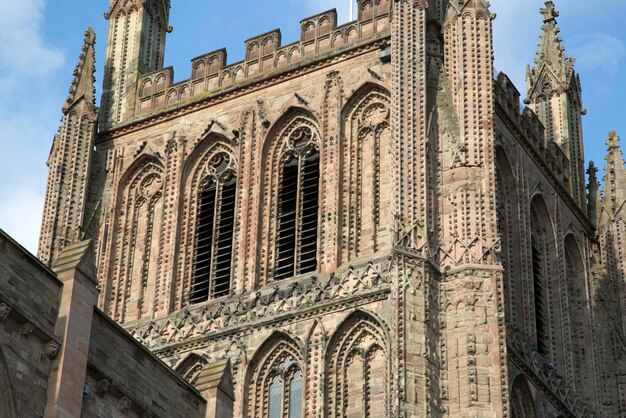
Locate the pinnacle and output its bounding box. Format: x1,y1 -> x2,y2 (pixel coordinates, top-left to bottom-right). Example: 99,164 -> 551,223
63,28 -> 97,113
602,131 -> 626,214
527,1 -> 574,90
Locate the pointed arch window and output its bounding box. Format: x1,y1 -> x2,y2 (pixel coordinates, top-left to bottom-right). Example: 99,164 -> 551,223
274,126 -> 320,281
530,200 -> 550,357
190,153 -> 237,303
266,362 -> 303,418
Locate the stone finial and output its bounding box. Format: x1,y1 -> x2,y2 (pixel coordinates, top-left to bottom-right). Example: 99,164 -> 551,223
587,161 -> 601,225
602,131 -> 626,214
63,28 -> 97,113
527,1 -> 574,90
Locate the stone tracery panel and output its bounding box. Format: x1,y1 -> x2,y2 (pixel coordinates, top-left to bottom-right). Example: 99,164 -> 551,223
325,310 -> 390,417
341,85 -> 391,262
107,158 -> 165,322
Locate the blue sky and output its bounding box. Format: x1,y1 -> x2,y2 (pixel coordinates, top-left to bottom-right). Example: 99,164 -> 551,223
1,0 -> 625,252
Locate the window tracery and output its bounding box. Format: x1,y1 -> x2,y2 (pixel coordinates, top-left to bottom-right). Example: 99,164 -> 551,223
342,86 -> 391,261
108,159 -> 164,322
245,333 -> 304,418
326,311 -> 389,417
190,152 -> 237,303
261,110 -> 321,284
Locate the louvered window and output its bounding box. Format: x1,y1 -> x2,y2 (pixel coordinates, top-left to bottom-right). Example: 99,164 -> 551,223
191,176 -> 236,303
531,238 -> 549,356
275,149 -> 320,281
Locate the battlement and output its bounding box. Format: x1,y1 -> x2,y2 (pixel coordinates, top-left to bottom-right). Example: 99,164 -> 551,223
135,1 -> 391,116
494,72 -> 570,187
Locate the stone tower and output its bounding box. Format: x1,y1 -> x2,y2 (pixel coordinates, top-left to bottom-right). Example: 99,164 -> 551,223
526,1 -> 587,209
38,0 -> 626,416
38,28 -> 97,266
100,0 -> 170,129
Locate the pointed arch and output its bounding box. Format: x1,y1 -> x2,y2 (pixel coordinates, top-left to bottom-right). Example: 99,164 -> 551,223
259,108 -> 322,284
495,147 -> 523,331
563,234 -> 589,393
340,83 -> 391,262
325,310 -> 391,417
0,347 -> 17,418
106,155 -> 165,322
510,375 -> 537,418
178,133 -> 239,306
529,194 -> 557,359
245,332 -> 305,418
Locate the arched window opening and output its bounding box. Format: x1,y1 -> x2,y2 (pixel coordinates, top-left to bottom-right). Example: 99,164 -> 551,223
274,128 -> 320,281
190,153 -> 236,303
245,333 -> 304,417
564,235 -> 586,392
530,201 -> 550,357
510,375 -> 536,418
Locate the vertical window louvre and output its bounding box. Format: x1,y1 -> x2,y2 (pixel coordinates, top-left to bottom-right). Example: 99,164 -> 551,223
213,180 -> 236,298
191,182 -> 216,303
532,239 -> 549,356
275,158 -> 299,280
298,153 -> 319,275
191,176 -> 236,304
275,149 -> 319,281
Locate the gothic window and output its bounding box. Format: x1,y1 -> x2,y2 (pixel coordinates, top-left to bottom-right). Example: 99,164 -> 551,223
107,159 -> 164,323
245,333 -> 305,417
510,375 -> 536,418
530,197 -> 552,357
326,311 -> 389,417
190,153 -> 237,303
495,147 -> 522,330
274,135 -> 320,281
342,86 -> 391,261
564,235 -> 586,392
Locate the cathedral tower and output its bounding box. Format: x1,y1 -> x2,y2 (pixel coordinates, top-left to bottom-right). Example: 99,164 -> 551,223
100,0 -> 170,129
38,29 -> 97,266
526,1 -> 587,209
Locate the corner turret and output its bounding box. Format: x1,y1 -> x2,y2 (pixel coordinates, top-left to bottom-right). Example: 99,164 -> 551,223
100,0 -> 171,130
526,1 -> 586,210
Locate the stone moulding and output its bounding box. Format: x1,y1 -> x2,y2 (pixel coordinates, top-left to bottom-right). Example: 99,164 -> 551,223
0,298 -> 62,351
126,260 -> 390,353
507,329 -> 594,417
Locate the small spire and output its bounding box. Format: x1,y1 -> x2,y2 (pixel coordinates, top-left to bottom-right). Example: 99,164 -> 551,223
602,131 -> 626,214
527,1 -> 574,89
63,28 -> 96,113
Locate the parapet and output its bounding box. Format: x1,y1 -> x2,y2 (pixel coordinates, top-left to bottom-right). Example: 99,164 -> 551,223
494,73 -> 570,188
135,1 -> 391,116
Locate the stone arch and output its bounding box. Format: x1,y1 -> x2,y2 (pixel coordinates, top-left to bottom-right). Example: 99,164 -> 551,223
244,332 -> 305,417
510,375 -> 536,418
177,134 -> 239,307
106,156 -> 165,322
258,108 -> 321,285
325,310 -> 391,417
0,346 -> 17,418
564,233 -> 588,393
340,83 -> 391,262
495,147 -> 523,331
529,194 -> 560,362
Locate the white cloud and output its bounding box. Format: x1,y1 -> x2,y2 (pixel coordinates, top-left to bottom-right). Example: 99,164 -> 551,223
0,0 -> 65,253
569,33 -> 625,75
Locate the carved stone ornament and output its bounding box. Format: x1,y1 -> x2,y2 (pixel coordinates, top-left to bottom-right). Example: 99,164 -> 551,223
120,396 -> 133,410
96,379 -> 112,396
44,341 -> 61,359
20,323 -> 35,337
0,303 -> 11,322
